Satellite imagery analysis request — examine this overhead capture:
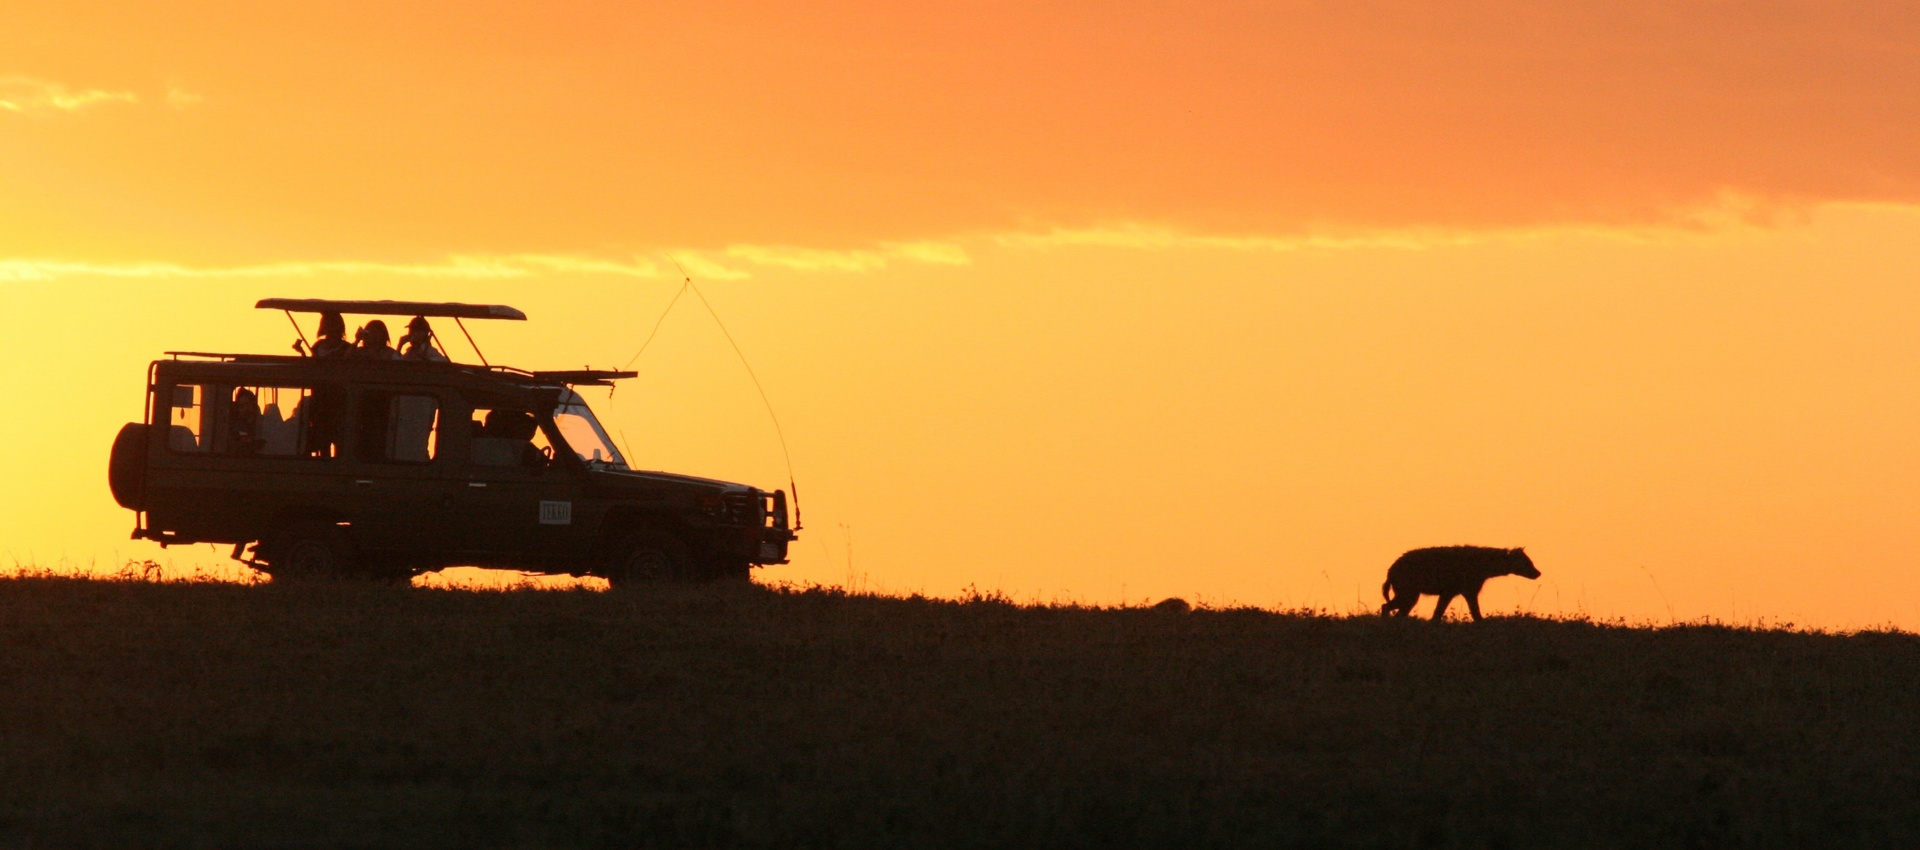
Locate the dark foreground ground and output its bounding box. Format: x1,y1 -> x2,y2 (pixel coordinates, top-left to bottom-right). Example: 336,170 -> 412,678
0,577 -> 1916,849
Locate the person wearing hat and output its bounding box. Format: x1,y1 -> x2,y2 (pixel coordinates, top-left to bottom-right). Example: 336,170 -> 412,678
399,315 -> 447,362
350,320 -> 399,360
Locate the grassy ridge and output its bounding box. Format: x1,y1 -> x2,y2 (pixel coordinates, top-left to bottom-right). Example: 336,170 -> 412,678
0,577 -> 1916,848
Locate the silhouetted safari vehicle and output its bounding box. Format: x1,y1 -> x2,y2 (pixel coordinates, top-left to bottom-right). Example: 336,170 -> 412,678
107,299 -> 796,585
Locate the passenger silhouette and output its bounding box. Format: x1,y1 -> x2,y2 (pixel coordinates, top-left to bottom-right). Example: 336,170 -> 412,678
258,397 -> 295,456
304,388 -> 344,458
351,320 -> 398,360
399,316 -> 447,362
484,409 -> 547,467
312,312 -> 350,358
227,388 -> 263,455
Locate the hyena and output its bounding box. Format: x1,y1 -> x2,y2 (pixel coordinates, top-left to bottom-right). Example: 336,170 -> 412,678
1380,546 -> 1540,621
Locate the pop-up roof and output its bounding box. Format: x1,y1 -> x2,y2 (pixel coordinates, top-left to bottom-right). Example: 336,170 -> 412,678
255,298 -> 527,321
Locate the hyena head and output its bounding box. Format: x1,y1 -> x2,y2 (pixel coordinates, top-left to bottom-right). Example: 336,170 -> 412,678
1508,547 -> 1541,579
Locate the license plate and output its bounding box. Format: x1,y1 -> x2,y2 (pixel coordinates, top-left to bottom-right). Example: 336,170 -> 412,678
758,542 -> 783,561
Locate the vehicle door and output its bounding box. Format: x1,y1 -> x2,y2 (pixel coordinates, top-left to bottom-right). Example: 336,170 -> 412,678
146,378 -> 357,542
449,402 -> 587,566
338,386 -> 454,558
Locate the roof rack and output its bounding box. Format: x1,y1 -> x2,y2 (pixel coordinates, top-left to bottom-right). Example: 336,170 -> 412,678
256,299 -> 527,320
528,369 -> 639,387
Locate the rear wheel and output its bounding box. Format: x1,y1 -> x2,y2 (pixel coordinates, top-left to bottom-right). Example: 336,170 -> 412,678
261,522 -> 356,582
605,531 -> 694,588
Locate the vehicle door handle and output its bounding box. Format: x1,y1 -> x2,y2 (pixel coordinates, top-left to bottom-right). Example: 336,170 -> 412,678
467,482 -> 487,488
355,479 -> 374,487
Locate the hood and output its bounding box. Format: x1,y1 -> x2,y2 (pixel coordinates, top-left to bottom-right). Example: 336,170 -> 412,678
588,466 -> 755,495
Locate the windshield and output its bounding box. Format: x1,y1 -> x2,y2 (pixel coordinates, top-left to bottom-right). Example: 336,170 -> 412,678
553,390 -> 628,468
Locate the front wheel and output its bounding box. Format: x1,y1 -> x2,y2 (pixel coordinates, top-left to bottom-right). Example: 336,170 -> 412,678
705,559 -> 752,584
605,532 -> 694,588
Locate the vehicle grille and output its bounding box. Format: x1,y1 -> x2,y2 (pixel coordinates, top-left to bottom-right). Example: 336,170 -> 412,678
723,492 -> 760,525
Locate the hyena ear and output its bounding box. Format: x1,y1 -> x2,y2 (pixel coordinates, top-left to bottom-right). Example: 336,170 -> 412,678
1511,547 -> 1526,555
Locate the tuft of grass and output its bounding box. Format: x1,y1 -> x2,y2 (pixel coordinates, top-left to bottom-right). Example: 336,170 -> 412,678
0,576 -> 1914,848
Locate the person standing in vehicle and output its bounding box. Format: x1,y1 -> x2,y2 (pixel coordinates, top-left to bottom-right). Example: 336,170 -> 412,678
227,388 -> 263,455
399,316 -> 447,362
312,312 -> 350,358
351,320 -> 399,360
304,388 -> 344,458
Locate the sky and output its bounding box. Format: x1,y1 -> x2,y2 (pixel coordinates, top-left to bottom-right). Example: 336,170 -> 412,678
4,1 -> 1920,627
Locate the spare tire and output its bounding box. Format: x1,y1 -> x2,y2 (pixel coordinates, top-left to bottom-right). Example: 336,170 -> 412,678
108,422 -> 148,510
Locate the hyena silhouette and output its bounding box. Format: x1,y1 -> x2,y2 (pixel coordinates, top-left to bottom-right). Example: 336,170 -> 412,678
1380,546 -> 1540,621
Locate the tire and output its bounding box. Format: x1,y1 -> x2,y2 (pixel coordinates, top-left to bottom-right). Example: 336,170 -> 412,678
605,531 -> 694,587
262,521 -> 356,582
108,423 -> 148,510
356,556 -> 418,586
707,559 -> 753,584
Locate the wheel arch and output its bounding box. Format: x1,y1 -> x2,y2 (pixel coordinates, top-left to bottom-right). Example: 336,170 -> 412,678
593,507 -> 694,558
258,506 -> 353,551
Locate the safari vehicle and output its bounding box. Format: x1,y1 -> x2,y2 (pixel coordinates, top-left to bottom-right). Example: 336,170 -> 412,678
106,299 -> 796,584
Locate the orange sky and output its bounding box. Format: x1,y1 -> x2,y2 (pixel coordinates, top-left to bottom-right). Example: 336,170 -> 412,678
4,2 -> 1920,627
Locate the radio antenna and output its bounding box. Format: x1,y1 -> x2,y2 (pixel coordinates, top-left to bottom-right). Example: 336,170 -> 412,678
626,256 -> 803,531
622,280 -> 689,371
680,268 -> 802,530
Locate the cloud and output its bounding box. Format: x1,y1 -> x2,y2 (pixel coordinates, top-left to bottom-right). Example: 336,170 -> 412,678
992,194 -> 1816,255
4,200 -> 1830,284
725,245 -> 887,273
722,241 -> 970,273
994,225 -> 1463,254
163,86 -> 204,109
0,242 -> 973,283
0,76 -> 138,114
882,241 -> 972,266
461,254 -> 662,277
0,254 -> 665,282
668,254 -> 751,281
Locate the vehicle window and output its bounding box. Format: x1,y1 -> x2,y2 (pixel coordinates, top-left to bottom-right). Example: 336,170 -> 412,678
166,384 -> 211,454
553,394 -> 627,468
355,392 -> 440,463
227,385 -> 313,457
469,407 -> 554,468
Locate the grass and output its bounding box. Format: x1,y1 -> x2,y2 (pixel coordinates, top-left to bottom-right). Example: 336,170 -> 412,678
0,572 -> 1916,848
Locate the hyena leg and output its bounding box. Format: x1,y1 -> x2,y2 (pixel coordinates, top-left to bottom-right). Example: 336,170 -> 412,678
1466,594 -> 1483,622
1431,594 -> 1456,621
